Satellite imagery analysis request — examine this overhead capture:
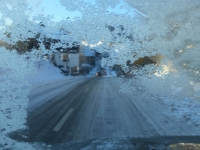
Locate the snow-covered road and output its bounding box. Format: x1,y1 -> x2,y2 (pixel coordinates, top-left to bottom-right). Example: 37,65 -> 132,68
22,77 -> 200,146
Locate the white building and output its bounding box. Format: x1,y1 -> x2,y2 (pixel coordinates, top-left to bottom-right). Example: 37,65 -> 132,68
53,52 -> 80,75
67,53 -> 79,75
54,53 -> 67,68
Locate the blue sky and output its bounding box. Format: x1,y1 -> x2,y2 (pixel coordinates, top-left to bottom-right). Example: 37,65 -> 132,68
29,0 -> 135,22
29,0 -> 82,22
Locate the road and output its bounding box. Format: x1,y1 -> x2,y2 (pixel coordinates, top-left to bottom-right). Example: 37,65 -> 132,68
26,77 -> 200,146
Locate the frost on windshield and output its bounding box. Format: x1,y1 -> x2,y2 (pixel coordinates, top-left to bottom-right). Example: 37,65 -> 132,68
0,48 -> 37,149
0,0 -> 200,149
121,0 -> 200,99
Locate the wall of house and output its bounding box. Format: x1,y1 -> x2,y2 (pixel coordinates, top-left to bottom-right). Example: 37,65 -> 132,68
68,53 -> 79,75
53,52 -> 80,75
53,53 -> 68,68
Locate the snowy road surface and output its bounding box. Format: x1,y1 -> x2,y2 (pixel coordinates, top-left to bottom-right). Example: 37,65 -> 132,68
26,77 -> 200,145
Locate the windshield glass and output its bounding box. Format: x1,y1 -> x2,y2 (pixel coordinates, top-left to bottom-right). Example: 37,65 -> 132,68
1,0 -> 200,149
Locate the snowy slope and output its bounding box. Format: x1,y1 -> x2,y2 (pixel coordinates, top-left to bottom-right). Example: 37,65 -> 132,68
26,60 -> 67,87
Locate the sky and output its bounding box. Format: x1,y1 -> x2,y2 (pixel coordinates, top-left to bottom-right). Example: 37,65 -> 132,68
28,0 -> 82,22
28,0 -> 136,22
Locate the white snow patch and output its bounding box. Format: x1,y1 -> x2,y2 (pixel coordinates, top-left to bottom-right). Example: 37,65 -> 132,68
26,60 -> 67,87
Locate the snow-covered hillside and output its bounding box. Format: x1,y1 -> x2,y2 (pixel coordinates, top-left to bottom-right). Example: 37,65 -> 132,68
26,60 -> 67,87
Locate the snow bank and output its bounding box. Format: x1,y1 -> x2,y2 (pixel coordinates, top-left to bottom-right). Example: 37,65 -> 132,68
26,60 -> 67,87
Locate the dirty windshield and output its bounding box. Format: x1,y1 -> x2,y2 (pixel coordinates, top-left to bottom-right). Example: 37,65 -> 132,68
1,0 -> 200,150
